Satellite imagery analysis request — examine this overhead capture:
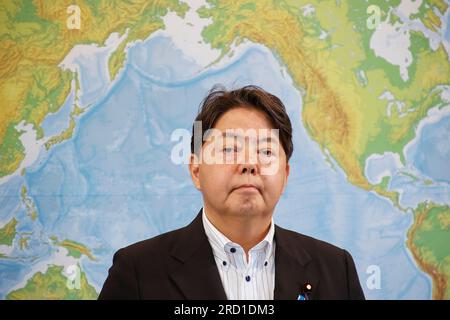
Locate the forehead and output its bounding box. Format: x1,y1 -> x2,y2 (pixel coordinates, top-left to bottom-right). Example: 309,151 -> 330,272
213,106 -> 274,130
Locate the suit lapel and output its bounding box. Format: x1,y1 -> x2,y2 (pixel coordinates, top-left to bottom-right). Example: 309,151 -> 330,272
168,210 -> 320,300
169,209 -> 227,300
274,226 -> 319,300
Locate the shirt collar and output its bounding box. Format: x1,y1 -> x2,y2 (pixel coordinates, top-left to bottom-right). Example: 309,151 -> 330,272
202,207 -> 275,266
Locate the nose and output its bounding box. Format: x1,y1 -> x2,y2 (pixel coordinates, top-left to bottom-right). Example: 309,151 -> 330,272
237,140 -> 259,175
240,164 -> 257,175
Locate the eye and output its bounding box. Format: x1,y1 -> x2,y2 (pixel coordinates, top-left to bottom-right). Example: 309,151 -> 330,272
259,149 -> 273,157
223,146 -> 237,153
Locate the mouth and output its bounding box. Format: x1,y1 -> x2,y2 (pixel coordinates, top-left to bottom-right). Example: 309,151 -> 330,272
232,184 -> 260,193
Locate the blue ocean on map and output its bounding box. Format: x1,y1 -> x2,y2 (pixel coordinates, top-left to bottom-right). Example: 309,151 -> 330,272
2,32 -> 444,299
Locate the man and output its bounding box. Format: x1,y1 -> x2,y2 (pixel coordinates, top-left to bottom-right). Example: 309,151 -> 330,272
99,85 -> 365,300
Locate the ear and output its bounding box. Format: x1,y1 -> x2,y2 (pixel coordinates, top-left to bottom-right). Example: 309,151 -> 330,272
189,153 -> 201,190
281,162 -> 290,194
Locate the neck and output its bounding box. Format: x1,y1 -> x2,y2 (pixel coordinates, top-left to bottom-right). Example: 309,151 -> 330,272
204,204 -> 272,254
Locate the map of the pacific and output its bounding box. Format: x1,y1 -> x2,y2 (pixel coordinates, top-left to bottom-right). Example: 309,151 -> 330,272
1,0 -> 449,299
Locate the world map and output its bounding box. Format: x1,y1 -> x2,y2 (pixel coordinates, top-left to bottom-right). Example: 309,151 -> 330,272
1,0 -> 449,299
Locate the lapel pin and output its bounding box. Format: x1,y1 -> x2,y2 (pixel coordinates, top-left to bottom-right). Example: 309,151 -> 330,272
297,282 -> 313,300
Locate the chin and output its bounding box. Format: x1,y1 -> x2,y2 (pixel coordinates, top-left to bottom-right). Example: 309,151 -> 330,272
232,204 -> 265,216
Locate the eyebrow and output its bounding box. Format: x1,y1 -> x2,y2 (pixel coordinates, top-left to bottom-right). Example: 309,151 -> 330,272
221,131 -> 280,144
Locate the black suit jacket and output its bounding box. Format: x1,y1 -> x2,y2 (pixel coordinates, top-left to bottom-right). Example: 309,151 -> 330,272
99,209 -> 365,300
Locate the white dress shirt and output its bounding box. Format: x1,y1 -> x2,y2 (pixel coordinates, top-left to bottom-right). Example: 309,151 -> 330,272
202,208 -> 276,300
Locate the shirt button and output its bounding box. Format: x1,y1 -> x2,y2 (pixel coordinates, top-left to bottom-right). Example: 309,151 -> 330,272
230,247 -> 236,253
264,261 -> 268,266
222,261 -> 227,266
245,275 -> 251,282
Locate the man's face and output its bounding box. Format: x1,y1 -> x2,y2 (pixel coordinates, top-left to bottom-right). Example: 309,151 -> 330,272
189,106 -> 290,219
